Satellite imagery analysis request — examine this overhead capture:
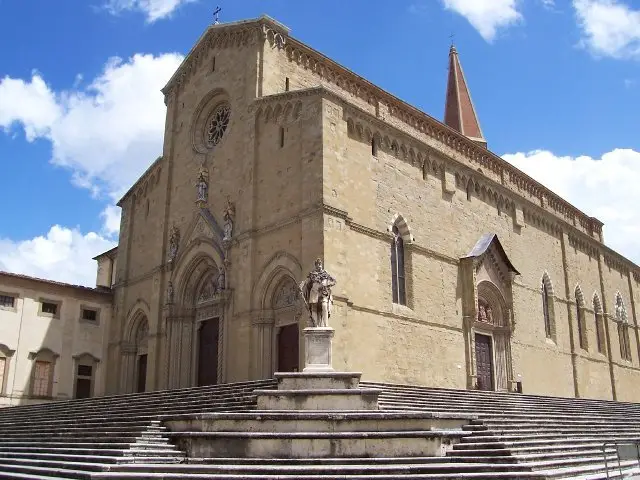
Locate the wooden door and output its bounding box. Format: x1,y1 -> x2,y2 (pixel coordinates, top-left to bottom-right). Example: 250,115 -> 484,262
198,318 -> 219,386
277,323 -> 299,372
475,334 -> 494,391
136,354 -> 147,393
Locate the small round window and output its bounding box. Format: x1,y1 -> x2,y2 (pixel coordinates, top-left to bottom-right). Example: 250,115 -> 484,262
206,104 -> 231,147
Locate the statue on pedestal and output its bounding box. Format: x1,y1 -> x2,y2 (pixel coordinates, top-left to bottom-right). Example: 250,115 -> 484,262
298,258 -> 336,328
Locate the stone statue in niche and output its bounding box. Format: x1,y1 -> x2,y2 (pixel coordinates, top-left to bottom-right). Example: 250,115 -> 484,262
486,306 -> 494,325
166,281 -> 174,305
223,197 -> 235,241
298,258 -> 336,328
616,297 -> 626,322
195,163 -> 209,204
216,266 -> 226,292
168,225 -> 180,262
478,304 -> 487,323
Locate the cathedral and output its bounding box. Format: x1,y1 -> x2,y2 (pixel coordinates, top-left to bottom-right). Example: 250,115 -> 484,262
97,15 -> 640,402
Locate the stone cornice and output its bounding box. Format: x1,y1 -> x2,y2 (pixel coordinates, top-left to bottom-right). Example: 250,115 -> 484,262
163,16 -> 603,239
276,36 -> 603,237
162,16 -> 288,98
322,204 -> 458,266
117,156 -> 164,207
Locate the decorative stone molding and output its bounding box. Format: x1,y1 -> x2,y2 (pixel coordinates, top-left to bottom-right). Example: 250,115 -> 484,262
568,234 -> 599,258
604,254 -> 629,276
191,89 -> 231,154
254,99 -> 304,125
118,157 -> 163,207
162,23 -> 266,98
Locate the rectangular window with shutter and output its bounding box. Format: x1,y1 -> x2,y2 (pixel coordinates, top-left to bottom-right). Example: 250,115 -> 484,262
0,357 -> 6,394
31,361 -> 51,397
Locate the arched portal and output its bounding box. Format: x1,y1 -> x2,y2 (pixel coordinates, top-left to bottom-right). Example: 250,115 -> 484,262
165,250 -> 227,389
194,269 -> 223,386
133,316 -> 149,392
472,281 -> 513,392
272,277 -> 300,373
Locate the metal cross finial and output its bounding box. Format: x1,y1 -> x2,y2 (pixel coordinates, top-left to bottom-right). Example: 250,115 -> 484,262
449,33 -> 455,46
213,6 -> 222,24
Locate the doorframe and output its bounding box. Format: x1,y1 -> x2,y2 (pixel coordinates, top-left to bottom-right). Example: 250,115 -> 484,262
191,314 -> 223,386
473,330 -> 496,391
271,307 -> 301,375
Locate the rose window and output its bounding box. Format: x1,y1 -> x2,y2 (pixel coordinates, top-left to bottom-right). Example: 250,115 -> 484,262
206,104 -> 231,147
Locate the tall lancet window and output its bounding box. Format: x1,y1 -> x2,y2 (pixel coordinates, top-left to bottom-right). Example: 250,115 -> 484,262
541,273 -> 555,340
391,225 -> 406,305
615,293 -> 632,362
542,283 -> 551,337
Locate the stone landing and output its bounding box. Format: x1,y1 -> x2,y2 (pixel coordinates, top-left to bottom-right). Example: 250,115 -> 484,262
255,372 -> 381,410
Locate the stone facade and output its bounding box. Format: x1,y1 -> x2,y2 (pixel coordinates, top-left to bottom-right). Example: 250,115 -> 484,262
105,16 -> 640,402
0,272 -> 112,405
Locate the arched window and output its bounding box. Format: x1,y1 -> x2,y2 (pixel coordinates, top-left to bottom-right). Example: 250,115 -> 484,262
541,273 -> 555,341
615,293 -> 632,362
575,286 -> 588,350
593,293 -> 605,354
0,344 -> 15,396
391,225 -> 406,305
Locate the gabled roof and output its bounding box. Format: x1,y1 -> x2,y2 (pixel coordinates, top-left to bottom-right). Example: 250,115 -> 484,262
462,233 -> 520,275
444,45 -> 486,148
0,271 -> 113,295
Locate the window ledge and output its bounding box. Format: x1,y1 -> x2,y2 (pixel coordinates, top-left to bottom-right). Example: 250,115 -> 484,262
391,303 -> 413,316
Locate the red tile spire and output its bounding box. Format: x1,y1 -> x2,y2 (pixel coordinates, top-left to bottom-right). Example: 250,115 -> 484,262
444,45 -> 486,148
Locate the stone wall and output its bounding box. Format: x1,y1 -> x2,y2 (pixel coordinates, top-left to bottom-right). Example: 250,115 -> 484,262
0,275 -> 111,405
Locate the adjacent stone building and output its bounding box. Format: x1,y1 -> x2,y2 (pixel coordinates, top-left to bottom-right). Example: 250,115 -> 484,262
0,272 -> 112,406
104,15 -> 640,402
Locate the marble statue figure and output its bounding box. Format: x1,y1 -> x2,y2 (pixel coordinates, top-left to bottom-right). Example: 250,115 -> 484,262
299,258 -> 336,328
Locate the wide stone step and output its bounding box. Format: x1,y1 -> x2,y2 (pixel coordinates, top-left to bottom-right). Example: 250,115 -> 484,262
375,398 -> 640,416
378,401 -> 640,421
89,461 -> 541,475
0,446 -> 182,457
0,397 -> 259,422
0,380 -> 275,415
172,429 -> 469,458
460,432 -> 640,442
165,411 -> 472,434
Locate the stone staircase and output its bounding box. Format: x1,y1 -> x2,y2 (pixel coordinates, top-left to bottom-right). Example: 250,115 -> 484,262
364,381 -> 640,479
0,378 -> 639,479
0,379 -> 276,480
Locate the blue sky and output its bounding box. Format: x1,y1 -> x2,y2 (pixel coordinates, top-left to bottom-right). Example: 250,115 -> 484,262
0,0 -> 638,286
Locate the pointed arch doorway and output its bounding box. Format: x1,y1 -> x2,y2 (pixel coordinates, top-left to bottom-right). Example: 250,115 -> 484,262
461,234 -> 519,392
272,277 -> 301,373
197,317 -> 220,386
134,318 -> 149,393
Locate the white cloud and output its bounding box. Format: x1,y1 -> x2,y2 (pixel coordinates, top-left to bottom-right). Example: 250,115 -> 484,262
0,52 -> 182,285
573,0 -> 640,59
0,52 -> 183,201
503,148 -> 640,264
101,205 -> 122,237
440,0 -> 522,42
104,0 -> 195,22
0,226 -> 116,287
0,73 -> 60,141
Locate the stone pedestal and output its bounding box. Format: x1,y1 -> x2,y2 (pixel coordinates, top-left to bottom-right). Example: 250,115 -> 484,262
303,327 -> 334,372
